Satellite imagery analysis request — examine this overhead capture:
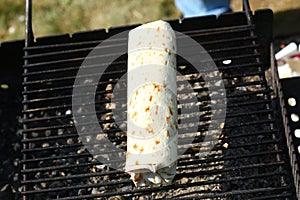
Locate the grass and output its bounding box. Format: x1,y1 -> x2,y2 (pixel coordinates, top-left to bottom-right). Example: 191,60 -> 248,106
0,0 -> 299,42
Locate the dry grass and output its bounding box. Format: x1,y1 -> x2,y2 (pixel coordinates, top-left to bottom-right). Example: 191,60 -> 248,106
231,0 -> 300,12
0,0 -> 299,42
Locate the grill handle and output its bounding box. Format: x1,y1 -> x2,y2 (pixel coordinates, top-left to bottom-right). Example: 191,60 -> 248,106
25,0 -> 33,47
25,0 -> 253,46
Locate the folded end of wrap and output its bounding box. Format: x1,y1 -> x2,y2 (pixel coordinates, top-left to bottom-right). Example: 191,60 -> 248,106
127,162 -> 177,187
125,164 -> 157,174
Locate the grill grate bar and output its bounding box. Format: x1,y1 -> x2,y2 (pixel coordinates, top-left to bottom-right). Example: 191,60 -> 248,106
21,127 -> 277,146
21,150 -> 283,174
63,188 -> 293,200
21,107 -> 273,133
23,82 -> 269,112
22,82 -> 267,114
21,98 -> 271,124
22,53 -> 262,89
169,187 -> 293,200
23,34 -> 257,61
22,99 -> 268,125
21,142 -> 281,174
21,161 -> 286,185
23,44 -> 259,70
21,118 -> 275,142
21,130 -> 278,154
23,52 -> 260,78
23,24 -> 255,52
249,193 -> 295,200
21,119 -> 275,142
23,69 -> 262,95
22,172 -> 288,197
22,135 -> 279,163
21,120 -> 275,145
20,152 -> 91,164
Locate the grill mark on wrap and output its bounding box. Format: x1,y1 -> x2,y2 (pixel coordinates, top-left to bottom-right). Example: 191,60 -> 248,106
166,130 -> 170,137
132,111 -> 137,119
145,106 -> 150,112
139,147 -> 144,154
169,106 -> 173,115
166,115 -> 170,123
153,83 -> 161,92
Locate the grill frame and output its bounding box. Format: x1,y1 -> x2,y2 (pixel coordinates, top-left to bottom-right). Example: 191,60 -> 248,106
276,74 -> 300,198
19,0 -> 298,199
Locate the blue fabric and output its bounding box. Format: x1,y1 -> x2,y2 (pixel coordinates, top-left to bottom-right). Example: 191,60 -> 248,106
175,0 -> 231,18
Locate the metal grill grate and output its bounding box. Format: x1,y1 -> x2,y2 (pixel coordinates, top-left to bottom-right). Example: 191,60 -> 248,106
21,1 -> 297,200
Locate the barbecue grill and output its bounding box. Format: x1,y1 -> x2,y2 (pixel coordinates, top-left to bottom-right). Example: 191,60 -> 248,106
15,0 -> 300,199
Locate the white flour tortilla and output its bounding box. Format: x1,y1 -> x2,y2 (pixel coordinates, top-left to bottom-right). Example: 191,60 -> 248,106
125,20 -> 178,186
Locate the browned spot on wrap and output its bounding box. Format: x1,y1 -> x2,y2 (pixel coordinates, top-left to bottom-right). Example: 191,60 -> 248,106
149,95 -> 153,101
175,121 -> 178,129
166,115 -> 170,123
153,83 -> 161,92
139,147 -> 144,154
164,48 -> 168,53
170,124 -> 174,130
155,140 -> 160,145
132,112 -> 137,118
133,144 -> 138,150
163,82 -> 167,88
157,26 -> 160,32
168,51 -> 171,56
145,106 -> 150,112
146,126 -> 154,134
169,106 -> 173,115
132,130 -> 136,135
155,105 -> 158,115
136,90 -> 138,96
165,60 -> 168,65
162,42 -> 166,46
166,130 -> 170,137
129,98 -> 132,106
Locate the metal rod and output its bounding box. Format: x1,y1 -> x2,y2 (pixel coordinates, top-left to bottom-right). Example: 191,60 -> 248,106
23,0 -> 34,199
243,0 -> 253,25
25,0 -> 33,47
